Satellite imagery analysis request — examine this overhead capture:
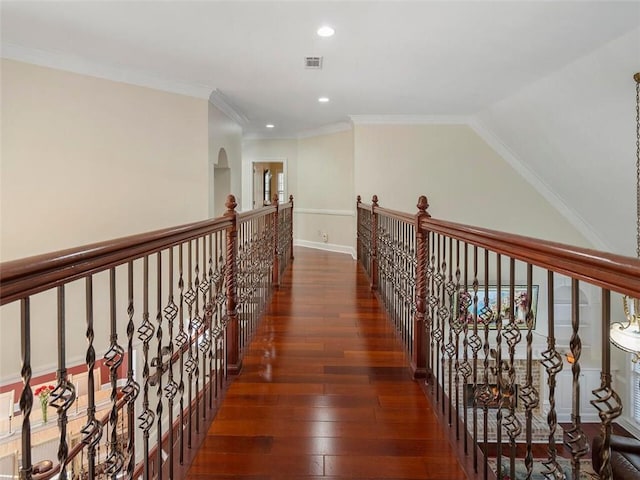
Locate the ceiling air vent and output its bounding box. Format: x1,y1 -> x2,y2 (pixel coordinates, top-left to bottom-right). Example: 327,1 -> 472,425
304,56 -> 323,69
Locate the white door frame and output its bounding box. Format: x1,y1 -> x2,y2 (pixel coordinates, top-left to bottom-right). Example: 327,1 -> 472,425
251,158 -> 287,208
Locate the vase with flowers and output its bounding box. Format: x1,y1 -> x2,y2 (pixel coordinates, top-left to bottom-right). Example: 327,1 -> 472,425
34,385 -> 55,424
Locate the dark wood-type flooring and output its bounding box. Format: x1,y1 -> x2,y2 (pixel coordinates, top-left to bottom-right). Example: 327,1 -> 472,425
186,247 -> 466,479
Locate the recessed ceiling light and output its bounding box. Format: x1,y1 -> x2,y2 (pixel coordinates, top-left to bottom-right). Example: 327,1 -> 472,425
317,25 -> 335,37
265,124 -> 275,129
318,97 -> 330,103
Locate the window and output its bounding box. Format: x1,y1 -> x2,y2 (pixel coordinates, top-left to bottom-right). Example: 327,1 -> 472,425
277,172 -> 285,203
633,359 -> 640,424
263,169 -> 271,204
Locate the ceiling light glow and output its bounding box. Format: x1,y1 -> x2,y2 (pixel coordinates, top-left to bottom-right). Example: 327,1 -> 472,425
317,26 -> 335,37
265,124 -> 275,128
318,97 -> 330,103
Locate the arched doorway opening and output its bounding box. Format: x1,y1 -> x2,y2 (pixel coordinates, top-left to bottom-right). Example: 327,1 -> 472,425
214,148 -> 231,217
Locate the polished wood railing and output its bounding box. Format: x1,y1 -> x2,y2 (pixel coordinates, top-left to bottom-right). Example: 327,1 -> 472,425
0,194 -> 293,480
357,194 -> 640,480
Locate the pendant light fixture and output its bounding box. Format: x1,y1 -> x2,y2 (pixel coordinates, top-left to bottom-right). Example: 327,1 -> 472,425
610,72 -> 640,362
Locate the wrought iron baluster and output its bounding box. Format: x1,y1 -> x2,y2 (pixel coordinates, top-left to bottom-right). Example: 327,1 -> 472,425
50,286 -> 75,480
208,234 -> 215,410
541,271 -> 564,479
199,235 -> 212,418
184,241 -> 196,447
433,235 -> 444,402
82,276 -> 103,480
137,257 -> 155,480
452,240 -> 463,439
153,253 -> 164,479
164,247 -> 178,480
591,289 -> 622,480
476,250 -> 493,480
502,259 -> 521,480
193,238 -> 201,434
121,261 -> 140,477
520,265 -> 540,478
19,297 -> 33,480
176,244 -> 187,464
104,268 -> 124,478
445,237 -> 456,424
494,254 -> 503,478
469,245 -> 481,471
458,243 -> 473,455
564,278 -> 588,478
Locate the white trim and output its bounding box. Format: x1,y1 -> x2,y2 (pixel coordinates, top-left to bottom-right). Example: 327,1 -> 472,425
242,132 -> 298,141
251,158 -> 288,209
294,208 -> 354,217
617,417 -> 640,440
297,122 -> 352,139
294,239 -> 356,259
242,122 -> 352,141
349,114 -> 470,125
209,90 -> 249,126
2,43 -> 213,99
469,118 -> 610,251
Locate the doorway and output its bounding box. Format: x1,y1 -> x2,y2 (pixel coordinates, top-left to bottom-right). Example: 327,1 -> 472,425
214,148 -> 231,217
252,160 -> 286,209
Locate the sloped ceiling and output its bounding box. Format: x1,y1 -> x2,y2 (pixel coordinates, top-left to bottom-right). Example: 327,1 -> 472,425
476,27 -> 640,256
1,1 -> 639,254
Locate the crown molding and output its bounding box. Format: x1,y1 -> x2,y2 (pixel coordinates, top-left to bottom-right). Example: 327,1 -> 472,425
2,43 -> 213,99
297,121 -> 352,139
242,122 -> 352,141
243,132 -> 299,141
349,114 -> 470,125
468,117 -> 610,251
209,89 -> 249,126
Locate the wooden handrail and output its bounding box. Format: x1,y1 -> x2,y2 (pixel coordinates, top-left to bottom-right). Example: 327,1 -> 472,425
356,202 -> 373,213
421,216 -> 640,298
0,216 -> 233,305
373,206 -> 415,224
0,193 -> 296,480
237,204 -> 277,222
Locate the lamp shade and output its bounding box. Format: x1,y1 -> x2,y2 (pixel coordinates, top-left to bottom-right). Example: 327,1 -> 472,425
610,322 -> 640,354
611,297 -> 640,359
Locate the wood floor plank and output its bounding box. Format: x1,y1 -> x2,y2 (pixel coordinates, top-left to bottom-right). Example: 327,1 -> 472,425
185,248 -> 466,479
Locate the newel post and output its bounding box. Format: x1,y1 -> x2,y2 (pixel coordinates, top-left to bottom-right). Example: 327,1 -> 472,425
224,195 -> 241,375
356,195 -> 362,262
272,194 -> 280,288
412,195 -> 430,379
289,195 -> 295,261
370,195 -> 379,291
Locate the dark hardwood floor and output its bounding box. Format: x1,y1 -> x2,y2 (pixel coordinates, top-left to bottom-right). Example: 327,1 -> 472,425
186,247 -> 466,479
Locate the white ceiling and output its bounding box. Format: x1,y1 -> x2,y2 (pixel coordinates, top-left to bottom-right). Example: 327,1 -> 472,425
2,1 -> 639,138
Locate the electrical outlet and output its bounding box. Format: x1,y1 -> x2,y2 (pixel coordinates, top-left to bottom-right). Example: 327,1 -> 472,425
321,232 -> 328,243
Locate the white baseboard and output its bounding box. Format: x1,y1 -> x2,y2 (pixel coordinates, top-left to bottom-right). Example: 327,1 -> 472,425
294,239 -> 356,259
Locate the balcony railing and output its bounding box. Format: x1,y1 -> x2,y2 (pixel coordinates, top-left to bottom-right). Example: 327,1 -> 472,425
356,194 -> 640,480
0,194 -> 293,480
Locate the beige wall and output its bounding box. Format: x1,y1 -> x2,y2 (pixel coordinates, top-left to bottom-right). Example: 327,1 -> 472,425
243,130 -> 355,253
208,103 -> 242,216
296,130 -> 355,250
0,59 -> 210,380
245,124 -> 591,257
354,123 -> 591,246
1,59 -> 210,261
242,138 -> 298,211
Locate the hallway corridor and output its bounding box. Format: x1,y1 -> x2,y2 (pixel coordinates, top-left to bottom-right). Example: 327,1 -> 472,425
186,247 -> 466,479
